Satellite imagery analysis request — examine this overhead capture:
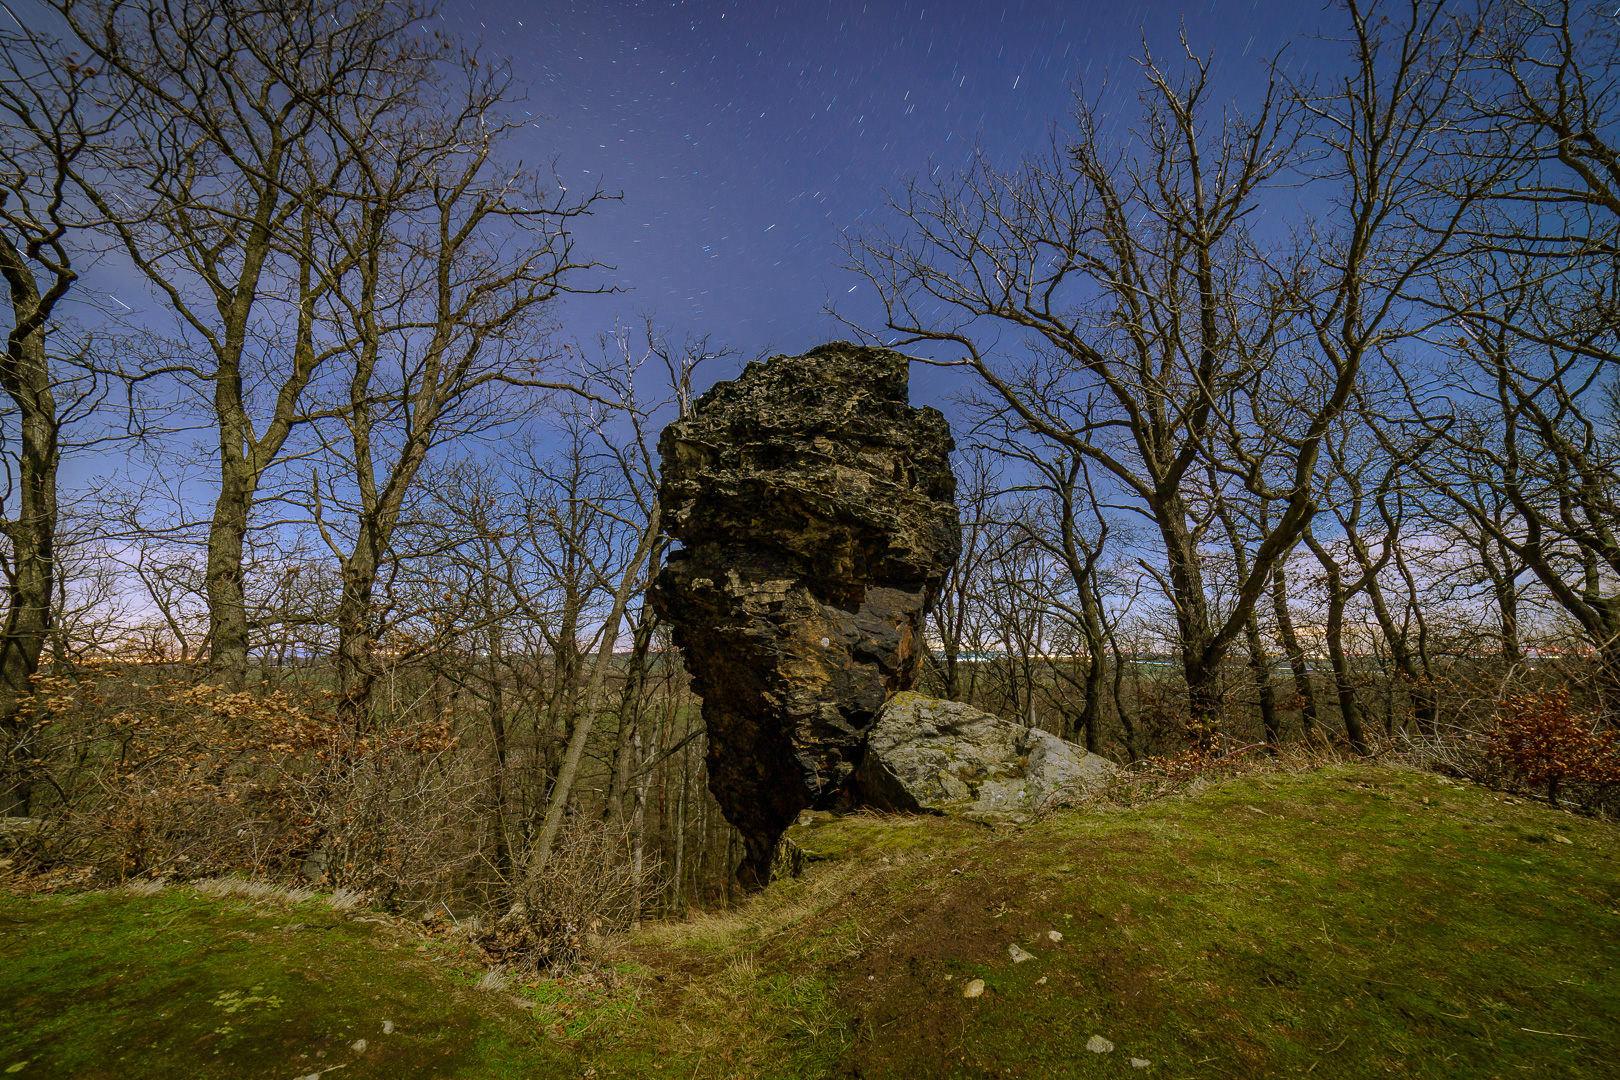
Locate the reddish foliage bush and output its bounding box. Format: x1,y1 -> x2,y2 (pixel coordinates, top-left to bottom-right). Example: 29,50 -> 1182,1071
19,666 -> 480,902
1487,688 -> 1620,802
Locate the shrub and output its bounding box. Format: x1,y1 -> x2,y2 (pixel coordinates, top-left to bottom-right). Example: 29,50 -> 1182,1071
17,666 -> 481,903
1487,688 -> 1620,804
480,818 -> 643,974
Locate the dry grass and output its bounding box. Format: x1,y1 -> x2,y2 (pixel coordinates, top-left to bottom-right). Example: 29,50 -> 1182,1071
1050,735 -> 1359,811
326,886 -> 366,910
190,877 -> 318,905
638,860 -> 888,954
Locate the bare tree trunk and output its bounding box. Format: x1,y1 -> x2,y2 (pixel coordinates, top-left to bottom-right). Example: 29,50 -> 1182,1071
606,553 -> 662,825
1271,562 -> 1319,737
1159,499 -> 1223,746
629,724 -> 651,929
0,235 -> 60,815
1244,613 -> 1280,752
1319,559 -> 1368,755
672,755 -> 687,913
333,508 -> 384,730
204,456 -> 256,687
532,509 -> 660,871
1107,623 -> 1142,761
1388,537 -> 1438,735
486,630 -> 512,886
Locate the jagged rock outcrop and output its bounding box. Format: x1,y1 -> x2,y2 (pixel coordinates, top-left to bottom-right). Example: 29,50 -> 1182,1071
853,691 -> 1118,823
650,343 -> 960,888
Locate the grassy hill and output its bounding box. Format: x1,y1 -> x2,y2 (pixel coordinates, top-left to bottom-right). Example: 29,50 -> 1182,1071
3,763 -> 1617,1079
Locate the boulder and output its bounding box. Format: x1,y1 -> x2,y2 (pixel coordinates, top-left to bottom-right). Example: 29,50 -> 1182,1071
853,692 -> 1117,823
649,343 -> 960,888
0,816 -> 42,855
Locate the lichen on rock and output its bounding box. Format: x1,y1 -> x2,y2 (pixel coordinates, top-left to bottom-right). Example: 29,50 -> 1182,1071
853,691 -> 1118,824
649,343 -> 960,888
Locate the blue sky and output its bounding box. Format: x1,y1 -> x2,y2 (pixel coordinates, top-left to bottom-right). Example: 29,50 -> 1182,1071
441,0 -> 1344,404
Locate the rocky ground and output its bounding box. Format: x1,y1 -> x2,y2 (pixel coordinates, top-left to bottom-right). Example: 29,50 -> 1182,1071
3,762 -> 1617,1079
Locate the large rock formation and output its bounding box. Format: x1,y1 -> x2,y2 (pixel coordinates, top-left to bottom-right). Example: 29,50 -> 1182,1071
650,343 -> 960,887
853,692 -> 1118,824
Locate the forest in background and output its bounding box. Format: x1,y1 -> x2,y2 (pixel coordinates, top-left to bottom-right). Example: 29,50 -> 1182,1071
2,0 -> 1619,960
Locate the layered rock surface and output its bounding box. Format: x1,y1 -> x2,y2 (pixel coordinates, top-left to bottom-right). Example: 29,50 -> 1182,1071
649,343 -> 960,887
854,691 -> 1118,823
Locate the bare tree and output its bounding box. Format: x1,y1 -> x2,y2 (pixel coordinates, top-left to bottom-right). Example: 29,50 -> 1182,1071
994,441 -> 1115,751
534,326 -> 725,872
848,4 -> 1469,743
300,51 -> 608,727
1416,0 -> 1620,702
50,0 -> 606,685
926,449 -> 1006,704
0,18 -> 125,811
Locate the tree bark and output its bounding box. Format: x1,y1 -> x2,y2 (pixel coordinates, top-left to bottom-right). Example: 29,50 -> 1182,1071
1319,558 -> 1369,756
1271,562 -> 1320,737
1157,496 -> 1223,745
0,233 -> 61,815
606,569 -> 660,827
1244,612 -> 1280,752
532,508 -> 660,871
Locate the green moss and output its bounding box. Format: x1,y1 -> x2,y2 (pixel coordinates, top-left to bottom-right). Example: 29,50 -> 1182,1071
832,766 -> 1620,1078
784,808 -> 985,862
5,765 -> 1617,1078
0,888 -> 566,1079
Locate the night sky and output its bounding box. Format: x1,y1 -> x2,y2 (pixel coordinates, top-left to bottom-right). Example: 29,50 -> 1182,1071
435,0 -> 1345,405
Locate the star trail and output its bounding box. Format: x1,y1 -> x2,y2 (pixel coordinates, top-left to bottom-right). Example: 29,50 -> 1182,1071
430,1 -> 1333,394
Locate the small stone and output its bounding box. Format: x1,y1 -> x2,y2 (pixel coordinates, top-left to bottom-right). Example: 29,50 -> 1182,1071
963,979 -> 985,998
1131,1058 -> 1152,1068
349,1039 -> 368,1053
1008,943 -> 1035,963
1553,834 -> 1573,845
1036,976 -> 1048,985
1086,1035 -> 1114,1053
381,1020 -> 395,1034
1047,930 -> 1063,942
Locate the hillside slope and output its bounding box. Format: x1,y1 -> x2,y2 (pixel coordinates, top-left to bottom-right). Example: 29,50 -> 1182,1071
3,764 -> 1616,1079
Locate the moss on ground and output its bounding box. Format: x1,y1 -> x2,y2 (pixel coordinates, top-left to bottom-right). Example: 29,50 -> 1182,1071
3,763 -> 1617,1079
819,765 -> 1620,1079
0,885 -> 567,1079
